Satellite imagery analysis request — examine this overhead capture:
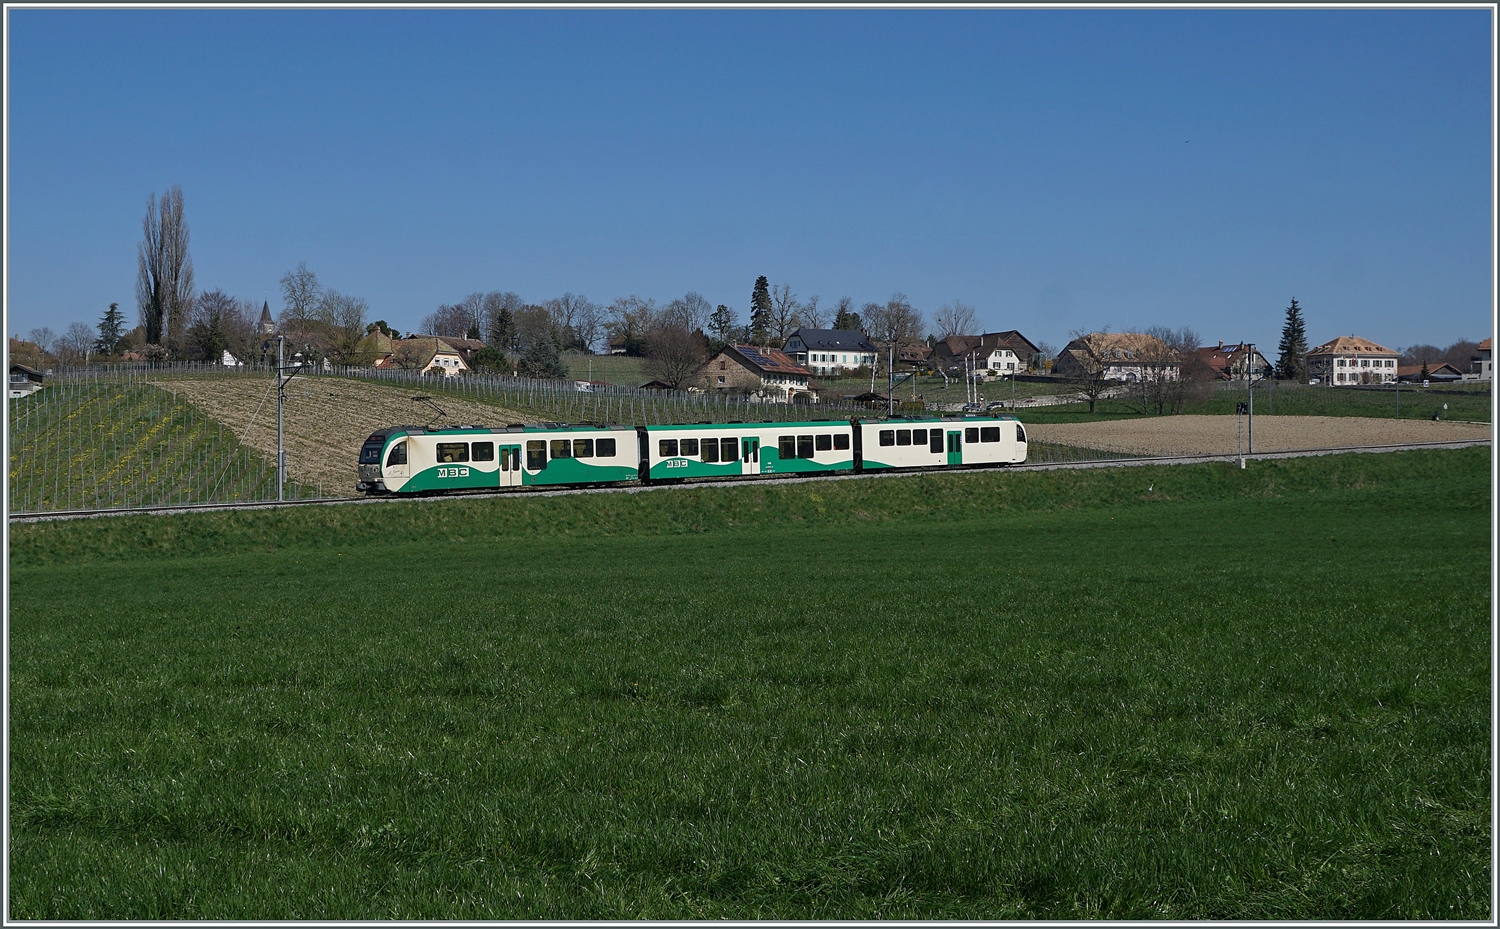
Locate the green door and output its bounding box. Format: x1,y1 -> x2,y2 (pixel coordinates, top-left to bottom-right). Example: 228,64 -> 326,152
946,430 -> 963,466
499,444 -> 522,487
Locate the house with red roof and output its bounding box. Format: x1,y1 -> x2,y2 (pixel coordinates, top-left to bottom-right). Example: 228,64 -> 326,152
1305,335 -> 1399,386
1465,337 -> 1491,382
697,344 -> 816,403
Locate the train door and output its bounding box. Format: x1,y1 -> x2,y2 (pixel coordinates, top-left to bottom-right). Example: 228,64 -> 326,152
385,439 -> 410,481
498,444 -> 522,487
741,436 -> 761,475
946,431 -> 963,466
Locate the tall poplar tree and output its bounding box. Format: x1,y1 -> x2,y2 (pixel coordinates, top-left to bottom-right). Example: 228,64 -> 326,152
749,275 -> 773,346
1275,298 -> 1309,380
135,185 -> 194,349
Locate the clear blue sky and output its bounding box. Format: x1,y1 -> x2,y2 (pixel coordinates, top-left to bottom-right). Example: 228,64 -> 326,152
6,7 -> 1494,354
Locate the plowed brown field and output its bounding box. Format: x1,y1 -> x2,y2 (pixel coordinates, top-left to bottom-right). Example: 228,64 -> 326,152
1027,414 -> 1490,458
158,377 -> 524,496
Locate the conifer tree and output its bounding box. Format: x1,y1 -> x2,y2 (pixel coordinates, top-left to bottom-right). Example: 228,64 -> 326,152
1275,298 -> 1309,380
95,302 -> 127,355
749,276 -> 773,345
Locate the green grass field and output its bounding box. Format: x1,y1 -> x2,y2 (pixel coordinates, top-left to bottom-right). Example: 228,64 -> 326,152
8,380 -> 318,513
1021,380 -> 1492,424
8,448 -> 1491,919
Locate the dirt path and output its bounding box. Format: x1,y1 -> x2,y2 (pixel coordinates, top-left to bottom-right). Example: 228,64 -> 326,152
1026,414 -> 1490,457
157,377 -> 525,496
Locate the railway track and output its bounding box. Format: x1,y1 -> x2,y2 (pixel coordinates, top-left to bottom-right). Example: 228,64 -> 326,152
8,438 -> 1490,524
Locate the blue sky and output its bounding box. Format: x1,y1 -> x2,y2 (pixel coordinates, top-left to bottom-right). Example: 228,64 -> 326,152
6,7 -> 1494,353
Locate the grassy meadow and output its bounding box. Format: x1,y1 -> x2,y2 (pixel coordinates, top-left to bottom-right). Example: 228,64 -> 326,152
8,448 -> 1492,919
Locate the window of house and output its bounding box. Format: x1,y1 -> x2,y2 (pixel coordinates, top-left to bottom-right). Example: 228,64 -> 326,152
437,442 -> 469,463
573,438 -> 594,458
719,360 -> 726,370
815,434 -> 832,451
597,438 -> 617,457
879,430 -> 895,446
681,438 -> 700,456
834,434 -> 850,450
659,438 -> 679,457
472,442 -> 495,462
551,439 -> 573,459
981,426 -> 1000,443
386,441 -> 407,466
896,429 -> 911,446
779,435 -> 796,458
526,440 -> 546,470
965,427 -> 980,444
717,376 -> 725,385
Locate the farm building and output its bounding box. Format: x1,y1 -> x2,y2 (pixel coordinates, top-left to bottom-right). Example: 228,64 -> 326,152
696,345 -> 816,403
1464,338 -> 1491,382
1396,362 -> 1465,383
1054,332 -> 1180,382
1194,342 -> 1271,381
930,330 -> 1039,375
1306,335 -> 1399,385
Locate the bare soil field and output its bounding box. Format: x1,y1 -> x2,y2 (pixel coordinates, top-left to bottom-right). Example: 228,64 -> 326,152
158,377 -> 525,496
1027,414 -> 1491,458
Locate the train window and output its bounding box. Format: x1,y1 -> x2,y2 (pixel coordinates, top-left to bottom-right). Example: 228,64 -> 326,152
386,441 -> 407,466
359,439 -> 384,465
930,430 -> 944,453
779,436 -> 796,459
659,438 -> 679,458
573,438 -> 594,458
965,428 -> 979,444
436,443 -> 469,463
721,438 -> 737,460
797,435 -> 814,458
500,448 -> 509,471
896,429 -> 911,446
597,438 -> 617,457
1015,424 -> 1026,443
472,442 -> 495,462
815,434 -> 832,451
551,439 -> 573,459
912,429 -> 927,445
510,448 -> 521,470
879,430 -> 895,446
981,427 -> 1001,443
701,439 -> 719,463
834,434 -> 850,451
681,438 -> 699,456
526,441 -> 546,471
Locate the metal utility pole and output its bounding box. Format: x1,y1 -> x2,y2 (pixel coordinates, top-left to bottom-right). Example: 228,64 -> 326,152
1246,342 -> 1255,455
275,335 -> 306,501
887,344 -> 895,416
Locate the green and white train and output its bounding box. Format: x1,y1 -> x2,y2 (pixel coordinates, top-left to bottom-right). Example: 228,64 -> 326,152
356,415 -> 1027,494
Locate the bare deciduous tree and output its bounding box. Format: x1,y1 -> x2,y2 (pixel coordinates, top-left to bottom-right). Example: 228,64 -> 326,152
661,292 -> 713,333
279,262 -> 321,326
1061,330 -> 1115,413
769,284 -> 800,345
863,293 -> 924,346
422,304 -> 472,338
643,323 -> 709,389
318,289 -> 370,360
797,295 -> 827,329
932,300 -> 979,339
136,185 -> 194,349
26,327 -> 57,357
605,295 -> 659,356
57,323 -> 95,363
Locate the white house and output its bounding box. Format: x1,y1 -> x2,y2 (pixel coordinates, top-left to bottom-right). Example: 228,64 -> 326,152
782,328 -> 877,376
1306,335 -> 1399,385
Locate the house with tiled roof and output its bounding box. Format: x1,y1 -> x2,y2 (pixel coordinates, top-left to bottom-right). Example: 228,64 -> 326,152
1464,337 -> 1491,382
697,344 -> 816,402
1054,332 -> 1179,382
1194,342 -> 1271,381
931,330 -> 1039,375
1306,335 -> 1398,385
375,336 -> 472,377
782,328 -> 877,376
1396,362 -> 1464,383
